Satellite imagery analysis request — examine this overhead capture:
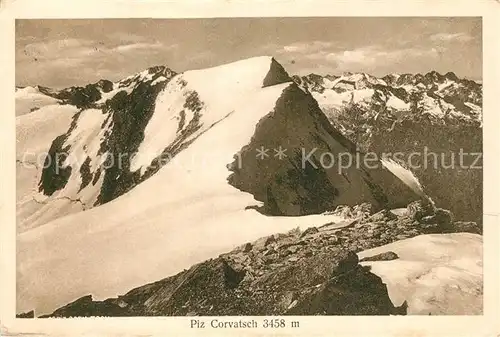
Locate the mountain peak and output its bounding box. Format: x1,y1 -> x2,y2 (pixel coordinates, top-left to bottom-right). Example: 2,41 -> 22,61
444,71 -> 459,82
145,65 -> 177,78
263,57 -> 292,87
179,56 -> 292,90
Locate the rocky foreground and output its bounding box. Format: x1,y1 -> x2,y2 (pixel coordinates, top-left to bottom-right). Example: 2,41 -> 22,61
26,201 -> 480,318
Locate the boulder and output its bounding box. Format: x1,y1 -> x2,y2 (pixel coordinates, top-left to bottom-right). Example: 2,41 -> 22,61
420,208 -> 454,233
300,226 -> 319,238
453,221 -> 482,235
332,205 -> 353,218
252,235 -> 276,252
331,250 -> 359,275
360,251 -> 399,262
352,202 -> 375,219
407,200 -> 434,221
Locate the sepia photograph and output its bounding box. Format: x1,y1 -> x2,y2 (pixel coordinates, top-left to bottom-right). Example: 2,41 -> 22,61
1,2 -> 499,335
13,16 -> 485,318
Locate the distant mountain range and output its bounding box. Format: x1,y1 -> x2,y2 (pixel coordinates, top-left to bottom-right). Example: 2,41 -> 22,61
294,70 -> 481,124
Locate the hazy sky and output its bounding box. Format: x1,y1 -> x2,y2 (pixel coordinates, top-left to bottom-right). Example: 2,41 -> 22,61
16,17 -> 482,88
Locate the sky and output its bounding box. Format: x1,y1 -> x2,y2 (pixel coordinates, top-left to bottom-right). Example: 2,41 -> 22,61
16,17 -> 482,89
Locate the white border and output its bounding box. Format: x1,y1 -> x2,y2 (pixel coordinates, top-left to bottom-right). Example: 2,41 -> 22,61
1,1 -> 499,336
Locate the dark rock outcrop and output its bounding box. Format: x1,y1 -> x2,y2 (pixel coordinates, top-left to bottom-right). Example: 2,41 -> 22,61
360,251 -> 399,262
262,58 -> 292,88
419,208 -> 454,233
37,113 -> 82,195
16,310 -> 35,318
54,83 -> 103,109
228,83 -> 421,216
453,221 -> 482,235
94,75 -> 174,204
407,200 -> 435,221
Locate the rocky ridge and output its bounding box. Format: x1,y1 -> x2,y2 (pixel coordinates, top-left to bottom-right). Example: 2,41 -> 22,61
35,201 -> 481,318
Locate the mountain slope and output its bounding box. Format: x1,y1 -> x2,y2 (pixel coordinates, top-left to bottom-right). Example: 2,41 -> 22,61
15,86 -> 60,116
38,202 -> 482,317
16,99 -> 80,231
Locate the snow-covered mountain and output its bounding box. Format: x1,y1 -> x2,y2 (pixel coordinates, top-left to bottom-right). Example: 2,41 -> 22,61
18,57 -> 422,232
16,57 -> 481,316
293,71 -> 482,223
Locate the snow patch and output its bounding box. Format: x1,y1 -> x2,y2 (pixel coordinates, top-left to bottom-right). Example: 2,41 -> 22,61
311,91 -> 349,110
16,104 -> 80,230
16,104 -> 79,157
352,88 -> 374,103
386,94 -> 410,110
358,233 -> 482,314
381,158 -> 425,197
151,76 -> 167,85
437,80 -> 453,92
